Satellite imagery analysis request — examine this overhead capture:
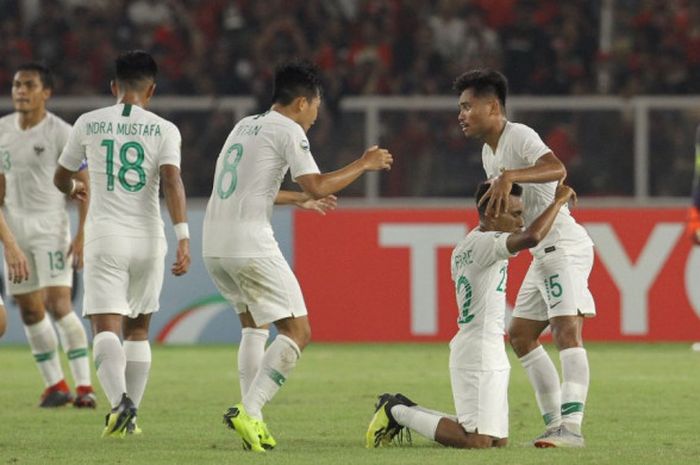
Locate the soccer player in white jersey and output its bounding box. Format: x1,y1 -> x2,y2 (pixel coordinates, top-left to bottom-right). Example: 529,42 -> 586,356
366,182 -> 577,449
54,50 -> 191,437
202,60 -> 393,452
454,69 -> 595,448
0,63 -> 96,407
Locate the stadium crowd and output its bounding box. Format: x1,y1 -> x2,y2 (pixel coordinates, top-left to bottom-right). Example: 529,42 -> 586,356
0,0 -> 697,197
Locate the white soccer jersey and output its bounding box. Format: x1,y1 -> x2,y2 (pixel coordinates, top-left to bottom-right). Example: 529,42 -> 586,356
58,103 -> 181,242
0,112 -> 71,214
202,110 -> 320,257
450,229 -> 513,371
481,121 -> 592,255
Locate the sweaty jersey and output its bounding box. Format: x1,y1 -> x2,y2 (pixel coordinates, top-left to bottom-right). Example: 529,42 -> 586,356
0,112 -> 71,215
482,121 -> 592,255
202,110 -> 320,257
58,103 -> 181,242
450,229 -> 513,371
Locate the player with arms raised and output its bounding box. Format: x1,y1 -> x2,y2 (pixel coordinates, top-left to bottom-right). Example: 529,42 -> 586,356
455,69 -> 595,448
54,50 -> 191,437
0,63 -> 95,407
203,60 -> 393,452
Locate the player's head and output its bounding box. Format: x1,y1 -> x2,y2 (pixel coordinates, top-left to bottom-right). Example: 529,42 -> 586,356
475,181 -> 524,232
271,60 -> 322,132
454,69 -> 508,140
112,50 -> 158,103
12,63 -> 53,114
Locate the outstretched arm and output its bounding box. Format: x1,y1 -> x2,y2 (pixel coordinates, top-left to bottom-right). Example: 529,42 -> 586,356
160,164 -> 191,276
275,191 -> 337,215
506,184 -> 576,253
295,145 -> 393,199
481,152 -> 566,217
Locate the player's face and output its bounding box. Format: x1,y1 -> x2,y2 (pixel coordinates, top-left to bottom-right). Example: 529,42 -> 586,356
457,89 -> 495,140
492,196 -> 525,232
300,94 -> 321,132
12,71 -> 50,114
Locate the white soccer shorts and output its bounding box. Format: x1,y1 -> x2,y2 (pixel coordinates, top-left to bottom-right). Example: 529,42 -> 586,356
204,254 -> 308,326
512,244 -> 596,321
449,366 -> 510,439
4,211 -> 72,295
82,236 -> 166,318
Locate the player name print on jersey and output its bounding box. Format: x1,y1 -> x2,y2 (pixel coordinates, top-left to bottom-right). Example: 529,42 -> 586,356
86,121 -> 162,137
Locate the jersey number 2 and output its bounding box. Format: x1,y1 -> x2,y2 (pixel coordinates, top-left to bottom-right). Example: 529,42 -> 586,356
101,139 -> 146,192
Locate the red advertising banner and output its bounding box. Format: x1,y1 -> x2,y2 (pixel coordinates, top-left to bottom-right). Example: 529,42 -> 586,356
294,208 -> 699,342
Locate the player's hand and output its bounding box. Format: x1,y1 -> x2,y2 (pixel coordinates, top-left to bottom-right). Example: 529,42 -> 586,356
686,207 -> 700,245
297,194 -> 337,215
4,242 -> 29,283
70,179 -> 88,202
554,184 -> 577,207
361,145 -> 393,171
172,239 -> 190,276
479,173 -> 512,218
67,231 -> 84,270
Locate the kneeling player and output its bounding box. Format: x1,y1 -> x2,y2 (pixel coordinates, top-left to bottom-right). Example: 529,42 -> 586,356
366,182 -> 576,449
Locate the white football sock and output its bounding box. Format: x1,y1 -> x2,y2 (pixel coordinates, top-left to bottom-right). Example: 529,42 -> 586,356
520,345 -> 562,428
390,405 -> 441,440
124,340 -> 151,408
24,316 -> 64,387
242,335 -> 300,420
55,312 -> 91,387
238,328 -> 269,396
559,347 -> 589,435
93,331 -> 127,408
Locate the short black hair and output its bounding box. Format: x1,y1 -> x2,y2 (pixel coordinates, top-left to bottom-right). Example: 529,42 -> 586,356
115,50 -> 158,88
475,182 -> 523,217
16,62 -> 53,90
272,60 -> 322,105
453,69 -> 508,109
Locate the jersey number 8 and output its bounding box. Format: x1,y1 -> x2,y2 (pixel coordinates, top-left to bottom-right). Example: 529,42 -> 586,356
216,143 -> 244,199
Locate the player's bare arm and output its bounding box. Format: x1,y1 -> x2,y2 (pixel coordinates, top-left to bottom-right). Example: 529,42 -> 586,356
0,212 -> 29,283
67,168 -> 89,269
160,164 -> 190,276
505,184 -> 576,254
53,165 -> 87,201
0,173 -> 5,207
296,145 -> 393,199
275,191 -> 337,215
481,152 -> 566,217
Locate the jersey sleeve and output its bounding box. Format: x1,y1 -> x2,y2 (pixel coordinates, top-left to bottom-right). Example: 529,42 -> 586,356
471,231 -> 515,266
283,126 -> 320,181
58,116 -> 85,171
516,125 -> 552,165
158,121 -> 182,168
692,124 -> 700,209
55,119 -> 72,158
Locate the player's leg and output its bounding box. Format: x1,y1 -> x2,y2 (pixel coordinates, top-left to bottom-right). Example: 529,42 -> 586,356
0,304 -> 7,337
509,263 -> 562,435
45,285 -> 95,407
15,290 -> 71,407
534,247 -> 594,447
238,310 -> 270,397
123,313 -> 152,411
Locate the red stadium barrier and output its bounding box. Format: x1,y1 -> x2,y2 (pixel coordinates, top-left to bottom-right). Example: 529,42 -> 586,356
294,208 -> 699,342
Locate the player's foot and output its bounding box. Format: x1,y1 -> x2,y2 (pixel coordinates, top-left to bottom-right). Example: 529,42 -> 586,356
74,385 -> 97,408
534,425 -> 585,448
532,425 -> 560,447
39,380 -> 73,408
240,421 -> 276,450
366,393 -> 412,448
223,404 -> 265,452
126,416 -> 142,435
102,393 -> 137,438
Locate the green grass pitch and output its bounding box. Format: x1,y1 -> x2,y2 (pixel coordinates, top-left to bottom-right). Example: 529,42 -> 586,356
1,343 -> 699,465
